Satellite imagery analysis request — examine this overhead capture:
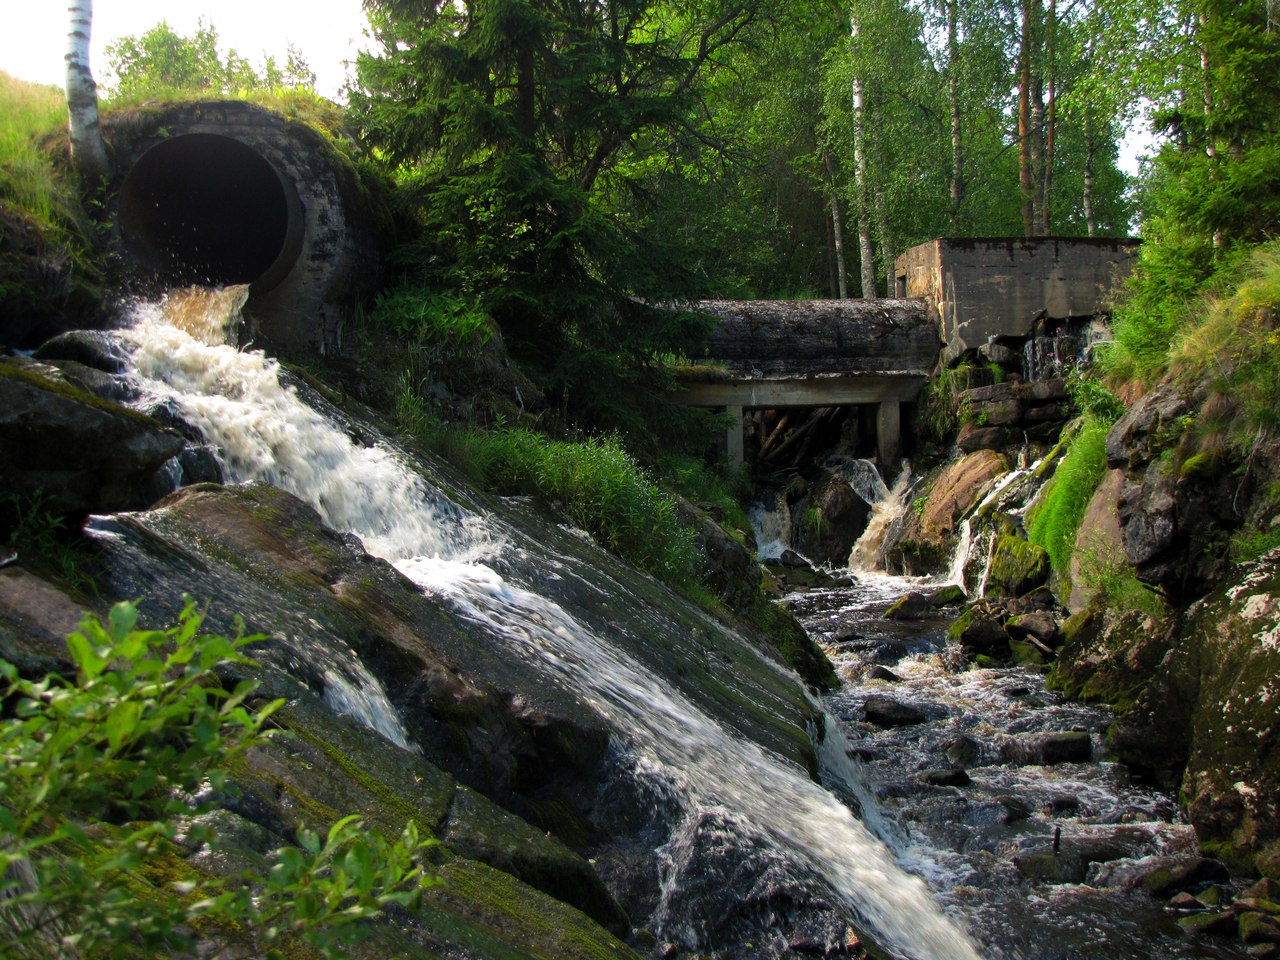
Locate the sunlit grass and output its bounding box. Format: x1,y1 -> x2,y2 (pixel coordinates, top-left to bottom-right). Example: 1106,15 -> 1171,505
0,71 -> 71,233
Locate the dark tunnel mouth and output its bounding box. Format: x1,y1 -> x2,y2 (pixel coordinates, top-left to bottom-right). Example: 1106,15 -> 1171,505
119,133 -> 303,294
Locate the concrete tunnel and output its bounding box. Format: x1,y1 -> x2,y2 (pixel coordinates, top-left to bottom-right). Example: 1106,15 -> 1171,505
105,101 -> 384,356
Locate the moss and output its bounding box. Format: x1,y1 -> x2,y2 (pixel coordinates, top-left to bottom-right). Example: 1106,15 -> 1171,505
0,356 -> 160,429
984,534 -> 1049,599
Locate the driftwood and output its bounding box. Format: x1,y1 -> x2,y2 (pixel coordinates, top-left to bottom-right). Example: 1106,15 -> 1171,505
691,299 -> 939,378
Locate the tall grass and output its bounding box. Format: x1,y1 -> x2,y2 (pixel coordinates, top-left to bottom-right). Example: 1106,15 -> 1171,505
0,72 -> 72,234
1027,418 -> 1110,577
397,391 -> 700,587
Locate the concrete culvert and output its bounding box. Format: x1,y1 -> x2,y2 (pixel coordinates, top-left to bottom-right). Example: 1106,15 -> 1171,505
106,101 -> 387,357
119,134 -> 302,291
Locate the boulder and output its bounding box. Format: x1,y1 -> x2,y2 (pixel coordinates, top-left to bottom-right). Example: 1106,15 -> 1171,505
884,592 -> 935,621
791,470 -> 871,568
922,768 -> 971,787
886,450 -> 1009,575
1040,731 -> 1093,764
0,357 -> 183,517
863,697 -> 928,727
1138,857 -> 1231,897
948,609 -> 1012,659
675,495 -> 761,612
984,534 -> 1049,599
928,584 -> 969,607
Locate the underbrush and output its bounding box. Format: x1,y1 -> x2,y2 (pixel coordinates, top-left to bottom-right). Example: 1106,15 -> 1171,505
396,392 -> 701,588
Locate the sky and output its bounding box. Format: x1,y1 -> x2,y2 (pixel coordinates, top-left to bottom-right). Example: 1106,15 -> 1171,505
0,1 -> 371,101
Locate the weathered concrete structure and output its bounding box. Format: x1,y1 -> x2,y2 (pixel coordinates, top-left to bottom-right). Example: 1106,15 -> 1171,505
677,299 -> 939,467
895,237 -> 1140,364
105,101 -> 385,358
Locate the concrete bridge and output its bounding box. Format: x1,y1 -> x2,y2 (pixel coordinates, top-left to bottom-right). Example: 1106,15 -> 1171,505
675,299 -> 939,467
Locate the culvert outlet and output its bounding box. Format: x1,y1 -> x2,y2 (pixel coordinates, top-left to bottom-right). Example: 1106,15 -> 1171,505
119,134 -> 303,291
106,101 -> 387,357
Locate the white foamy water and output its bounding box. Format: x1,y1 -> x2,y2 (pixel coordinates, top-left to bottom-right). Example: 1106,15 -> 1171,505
123,295 -> 983,960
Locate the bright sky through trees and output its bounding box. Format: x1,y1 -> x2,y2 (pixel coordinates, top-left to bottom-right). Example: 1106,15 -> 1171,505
0,0 -> 368,100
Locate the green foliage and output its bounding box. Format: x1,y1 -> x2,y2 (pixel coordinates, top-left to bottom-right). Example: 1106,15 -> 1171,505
1229,526 -> 1280,564
1066,367 -> 1125,423
0,74 -> 72,234
2,492 -> 96,593
1028,418 -> 1111,576
398,401 -> 700,587
0,600 -> 438,958
1074,540 -> 1167,617
105,20 -> 315,100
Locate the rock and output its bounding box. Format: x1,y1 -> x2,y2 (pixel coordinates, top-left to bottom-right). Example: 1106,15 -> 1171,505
957,423 -> 1011,453
1044,795 -> 1082,817
1067,468 -> 1126,614
0,356 -> 183,516
997,795 -> 1032,823
928,584 -> 969,607
34,329 -> 132,373
886,450 -> 1009,575
791,471 -> 871,568
1177,910 -> 1238,937
1197,885 -> 1227,908
1238,898 -> 1280,916
863,697 -> 928,727
675,495 -> 762,612
1168,892 -> 1203,910
1014,837 -> 1128,884
1040,731 -> 1092,764
984,534 -> 1049,599
1005,611 -> 1061,648
1240,912 -> 1280,945
1248,880 -> 1280,902
948,610 -> 1012,659
922,768 -> 971,787
1247,944 -> 1280,960
884,592 -> 934,621
944,734 -> 981,768
864,665 -> 902,683
1140,858 -> 1231,897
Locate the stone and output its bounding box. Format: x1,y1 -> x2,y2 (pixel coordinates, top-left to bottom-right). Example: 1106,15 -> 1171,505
884,592 -> 934,621
675,495 -> 762,612
1248,880 -> 1280,902
1168,892 -> 1203,910
863,697 -> 928,727
997,795 -> 1032,823
1247,944 -> 1280,960
864,665 -> 902,683
1240,912 -> 1280,945
0,357 -> 183,516
34,329 -> 132,373
948,610 -> 1012,659
1177,911 -> 1238,937
1140,858 -> 1231,898
922,768 -> 971,787
1040,731 -> 1093,765
984,534 -> 1049,599
1006,611 -> 1061,648
1044,795 -> 1081,816
928,584 -> 968,607
944,735 -> 981,768
956,422 -> 1009,453
1014,838 -> 1127,884
791,471 -> 871,568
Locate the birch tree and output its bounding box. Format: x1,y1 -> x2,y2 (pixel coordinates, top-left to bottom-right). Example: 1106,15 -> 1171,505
65,0 -> 111,181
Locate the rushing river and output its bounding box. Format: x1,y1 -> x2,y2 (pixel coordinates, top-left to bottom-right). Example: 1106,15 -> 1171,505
782,558 -> 1251,958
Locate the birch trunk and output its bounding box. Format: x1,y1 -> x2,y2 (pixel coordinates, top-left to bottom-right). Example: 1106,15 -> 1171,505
1083,109 -> 1097,236
65,0 -> 111,182
850,14 -> 876,299
823,148 -> 849,299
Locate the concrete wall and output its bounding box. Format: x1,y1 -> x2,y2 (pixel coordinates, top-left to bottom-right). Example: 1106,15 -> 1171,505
106,101 -> 386,359
895,237 -> 1140,363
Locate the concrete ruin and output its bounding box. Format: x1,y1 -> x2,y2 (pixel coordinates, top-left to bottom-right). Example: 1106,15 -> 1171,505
105,100 -> 385,357
895,237 -> 1141,367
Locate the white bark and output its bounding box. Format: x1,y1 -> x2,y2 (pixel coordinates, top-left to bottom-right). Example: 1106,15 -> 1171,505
850,15 -> 876,299
823,148 -> 849,299
66,0 -> 111,181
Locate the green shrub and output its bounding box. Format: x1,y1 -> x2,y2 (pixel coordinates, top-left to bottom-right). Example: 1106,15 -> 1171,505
398,402 -> 699,587
2,492 -> 96,593
1028,418 -> 1111,576
0,600 -> 437,958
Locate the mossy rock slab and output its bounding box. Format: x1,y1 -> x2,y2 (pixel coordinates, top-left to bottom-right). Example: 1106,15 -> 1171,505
985,534 -> 1049,599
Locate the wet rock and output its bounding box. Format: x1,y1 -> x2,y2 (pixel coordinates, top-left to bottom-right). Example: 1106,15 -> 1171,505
1248,880 -> 1280,902
922,768 -> 971,787
675,495 -> 762,612
948,610 -> 1012,659
1139,857 -> 1231,897
1066,467 -> 1126,614
847,746 -> 883,763
34,329 -> 132,373
1043,795 -> 1081,817
944,735 -> 980,768
996,795 -> 1032,823
886,450 -> 1009,575
791,471 -> 871,568
1005,611 -> 1061,648
177,444 -> 224,486
957,423 -> 1009,453
1040,731 -> 1092,764
862,697 -> 927,727
1168,892 -> 1203,910
1238,898 -> 1280,916
1177,910 -> 1238,936
0,356 -> 184,516
1004,685 -> 1033,698
1240,912 -> 1280,945
928,584 -> 968,607
883,592 -> 934,621
1247,943 -> 1280,959
984,534 -> 1049,600
1015,837 -> 1129,883
864,665 -> 902,683
1198,885 -> 1228,908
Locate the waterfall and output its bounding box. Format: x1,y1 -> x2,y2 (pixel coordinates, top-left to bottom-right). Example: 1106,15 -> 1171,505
749,488 -> 793,561
942,453 -> 1047,593
120,292 -> 983,960
848,465 -> 911,574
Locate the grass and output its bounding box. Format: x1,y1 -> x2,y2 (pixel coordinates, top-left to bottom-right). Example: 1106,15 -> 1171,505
1027,417 -> 1111,578
396,390 -> 700,588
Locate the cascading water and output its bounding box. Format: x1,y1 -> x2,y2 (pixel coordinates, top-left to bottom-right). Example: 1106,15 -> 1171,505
849,465 -> 911,574
120,291 -> 982,960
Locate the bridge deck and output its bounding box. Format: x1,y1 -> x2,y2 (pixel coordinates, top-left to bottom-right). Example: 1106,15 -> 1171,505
675,299 -> 940,466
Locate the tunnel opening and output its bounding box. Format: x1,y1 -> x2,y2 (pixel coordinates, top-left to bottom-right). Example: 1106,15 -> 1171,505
119,134 -> 302,292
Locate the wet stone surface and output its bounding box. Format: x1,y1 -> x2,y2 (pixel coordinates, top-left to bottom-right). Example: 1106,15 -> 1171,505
789,576 -> 1253,960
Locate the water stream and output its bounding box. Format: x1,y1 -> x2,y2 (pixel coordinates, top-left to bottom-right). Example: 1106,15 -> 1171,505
119,291 -> 984,960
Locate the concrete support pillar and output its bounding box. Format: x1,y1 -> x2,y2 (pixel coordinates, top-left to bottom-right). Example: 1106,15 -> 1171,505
877,400 -> 900,466
725,404 -> 744,469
